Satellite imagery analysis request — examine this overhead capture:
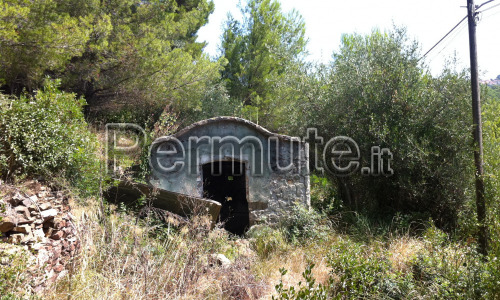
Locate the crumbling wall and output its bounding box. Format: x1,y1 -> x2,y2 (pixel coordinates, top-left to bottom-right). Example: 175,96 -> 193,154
150,117 -> 310,227
0,180 -> 79,293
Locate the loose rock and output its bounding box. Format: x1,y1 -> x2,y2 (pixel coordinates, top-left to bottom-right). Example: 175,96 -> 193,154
0,216 -> 16,233
0,180 -> 80,294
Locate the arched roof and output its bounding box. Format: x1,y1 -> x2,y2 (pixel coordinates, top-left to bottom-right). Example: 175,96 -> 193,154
170,117 -> 298,141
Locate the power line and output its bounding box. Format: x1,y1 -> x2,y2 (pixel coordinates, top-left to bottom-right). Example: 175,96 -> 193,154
419,15 -> 467,61
420,0 -> 497,61
478,2 -> 500,13
477,0 -> 497,10
427,18 -> 467,62
427,19 -> 468,63
463,0 -> 498,9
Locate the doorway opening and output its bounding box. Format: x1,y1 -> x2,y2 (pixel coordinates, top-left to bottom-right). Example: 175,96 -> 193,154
202,161 -> 249,235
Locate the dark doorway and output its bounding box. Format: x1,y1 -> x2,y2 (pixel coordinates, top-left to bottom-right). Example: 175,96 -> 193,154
202,161 -> 249,235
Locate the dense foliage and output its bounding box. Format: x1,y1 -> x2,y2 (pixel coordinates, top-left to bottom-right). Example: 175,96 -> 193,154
220,0 -> 307,127
0,79 -> 101,196
1,0 -> 500,298
0,0 -> 92,92
0,0 -> 222,119
306,29 -> 475,229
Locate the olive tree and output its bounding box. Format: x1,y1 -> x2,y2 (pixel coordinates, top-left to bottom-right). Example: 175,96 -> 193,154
313,28 -> 474,229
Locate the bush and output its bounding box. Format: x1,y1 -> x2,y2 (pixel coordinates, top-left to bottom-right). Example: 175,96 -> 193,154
0,246 -> 31,298
313,28 -> 474,230
280,204 -> 331,244
409,242 -> 486,298
246,225 -> 288,258
0,79 -> 102,196
179,83 -> 244,126
479,88 -> 500,297
309,174 -> 341,214
323,227 -> 489,299
273,264 -> 330,300
327,237 -> 393,297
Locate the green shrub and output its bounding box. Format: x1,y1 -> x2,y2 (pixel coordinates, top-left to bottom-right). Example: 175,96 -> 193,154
246,225 -> 288,258
0,79 -> 102,196
273,264 -> 330,300
481,85 -> 500,298
280,204 -> 331,244
309,174 -> 341,214
180,83 -> 243,125
484,255 -> 500,297
410,244 -> 486,298
327,237 -> 393,297
310,28 -> 475,230
91,105 -> 160,129
0,246 -> 31,298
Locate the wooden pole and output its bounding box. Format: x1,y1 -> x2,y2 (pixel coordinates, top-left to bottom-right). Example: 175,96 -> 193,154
467,0 -> 487,255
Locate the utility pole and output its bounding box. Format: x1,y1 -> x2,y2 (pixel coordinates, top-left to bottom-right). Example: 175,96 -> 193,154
467,0 -> 487,255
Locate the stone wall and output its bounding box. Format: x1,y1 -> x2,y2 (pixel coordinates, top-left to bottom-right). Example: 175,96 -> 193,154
250,141 -> 310,224
150,117 -> 310,227
0,180 -> 79,293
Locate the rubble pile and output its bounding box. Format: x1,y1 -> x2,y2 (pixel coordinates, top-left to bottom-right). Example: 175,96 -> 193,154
0,180 -> 80,292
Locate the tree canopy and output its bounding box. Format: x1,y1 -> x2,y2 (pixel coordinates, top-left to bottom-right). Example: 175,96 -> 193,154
274,28 -> 475,228
0,0 -> 223,116
219,0 -> 307,126
1,0 -> 498,236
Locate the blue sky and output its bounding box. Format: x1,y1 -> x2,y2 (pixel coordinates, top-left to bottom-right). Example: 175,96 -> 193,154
197,0 -> 500,79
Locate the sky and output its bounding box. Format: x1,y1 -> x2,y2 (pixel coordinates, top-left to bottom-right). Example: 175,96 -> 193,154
196,0 -> 500,80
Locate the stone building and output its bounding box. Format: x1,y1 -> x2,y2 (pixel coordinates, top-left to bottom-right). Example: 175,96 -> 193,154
149,117 -> 310,234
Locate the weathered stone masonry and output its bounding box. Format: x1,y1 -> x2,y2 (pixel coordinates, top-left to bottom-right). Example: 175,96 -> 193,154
150,117 -> 310,230
0,180 -> 80,293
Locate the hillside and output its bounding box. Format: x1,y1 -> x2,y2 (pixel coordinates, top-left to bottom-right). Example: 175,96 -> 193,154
1,0 -> 500,298
482,74 -> 500,86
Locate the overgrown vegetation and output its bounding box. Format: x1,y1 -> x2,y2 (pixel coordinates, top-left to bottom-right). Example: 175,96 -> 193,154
0,79 -> 102,196
262,208 -> 499,299
290,29 -> 475,231
0,245 -> 32,299
1,0 -> 500,298
45,200 -> 266,299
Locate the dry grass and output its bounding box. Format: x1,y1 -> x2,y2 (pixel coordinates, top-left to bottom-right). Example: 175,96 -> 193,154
252,235 -> 336,299
257,251 -> 331,298
387,236 -> 425,274
48,199 -> 426,299
38,197 -> 486,299
46,199 -> 267,299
